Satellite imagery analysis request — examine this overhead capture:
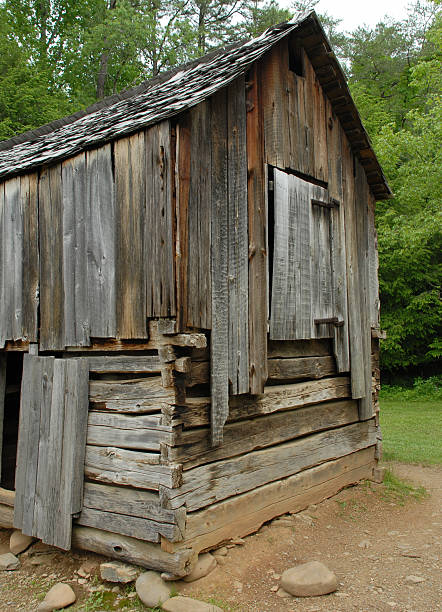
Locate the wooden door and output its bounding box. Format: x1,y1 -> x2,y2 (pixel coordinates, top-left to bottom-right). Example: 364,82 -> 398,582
269,169 -> 350,373
14,355 -> 89,550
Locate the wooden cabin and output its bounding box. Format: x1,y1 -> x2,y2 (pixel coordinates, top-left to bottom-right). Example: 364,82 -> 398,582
0,12 -> 389,576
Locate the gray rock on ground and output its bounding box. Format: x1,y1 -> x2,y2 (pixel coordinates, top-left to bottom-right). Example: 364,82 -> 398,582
281,561 -> 338,597
9,530 -> 36,555
183,553 -> 217,582
0,553 -> 20,570
36,583 -> 76,611
162,596 -> 223,612
100,561 -> 138,583
135,571 -> 173,607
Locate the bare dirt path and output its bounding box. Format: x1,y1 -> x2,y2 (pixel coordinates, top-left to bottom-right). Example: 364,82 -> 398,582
0,462 -> 440,611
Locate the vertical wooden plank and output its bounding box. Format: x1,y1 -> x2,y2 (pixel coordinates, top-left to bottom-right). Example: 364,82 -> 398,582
367,194 -> 380,328
15,356 -> 54,536
227,77 -> 249,395
294,72 -> 307,175
270,170 -> 290,339
295,176 -> 313,339
36,359 -> 66,544
303,50 -> 315,177
355,160 -> 374,420
0,355 -> 6,481
175,114 -> 191,331
2,178 -> 23,342
114,133 -> 147,338
32,357 -> 55,538
87,144 -> 117,338
57,358 -> 89,549
21,174 -> 39,343
186,106 -> 212,328
342,139 -> 365,400
327,107 -> 350,372
247,63 -> 268,394
210,88 -> 229,446
145,122 -> 175,318
310,61 -> 328,183
311,184 -> 333,339
270,172 -> 316,341
39,165 -> 65,350
262,42 -> 290,170
62,153 -> 90,347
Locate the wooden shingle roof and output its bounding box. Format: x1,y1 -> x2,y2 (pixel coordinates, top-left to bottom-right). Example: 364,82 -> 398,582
0,11 -> 391,198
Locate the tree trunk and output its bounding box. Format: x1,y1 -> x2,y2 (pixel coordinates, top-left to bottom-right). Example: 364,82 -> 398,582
96,0 -> 117,100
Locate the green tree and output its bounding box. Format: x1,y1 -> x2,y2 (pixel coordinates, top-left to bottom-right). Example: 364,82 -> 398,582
357,2 -> 442,374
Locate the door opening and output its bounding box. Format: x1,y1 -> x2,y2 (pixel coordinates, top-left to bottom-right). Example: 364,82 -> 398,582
1,353 -> 23,491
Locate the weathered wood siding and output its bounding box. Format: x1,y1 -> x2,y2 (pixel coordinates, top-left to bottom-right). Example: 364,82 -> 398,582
14,355 -> 89,550
0,122 -> 175,351
260,37 -> 378,416
175,81 -> 250,443
0,175 -> 39,347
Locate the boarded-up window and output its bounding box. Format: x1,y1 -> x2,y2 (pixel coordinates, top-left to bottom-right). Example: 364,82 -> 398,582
270,169 -> 349,371
14,355 -> 89,550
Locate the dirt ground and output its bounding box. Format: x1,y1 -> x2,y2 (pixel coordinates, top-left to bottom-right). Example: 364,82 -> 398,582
0,462 -> 440,612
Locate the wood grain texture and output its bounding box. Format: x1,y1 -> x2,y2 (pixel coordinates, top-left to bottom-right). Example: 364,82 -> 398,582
39,165 -> 64,350
62,153 -> 90,347
262,41 -> 290,169
162,420 -> 376,511
15,356 -> 89,549
355,159 -> 374,420
76,507 -> 182,543
186,103 -> 212,328
175,446 -> 375,554
82,482 -> 183,525
114,133 -> 147,339
247,63 -> 268,394
326,104 -> 350,372
210,88 -> 229,446
86,355 -> 161,374
268,338 -> 331,358
89,376 -> 177,402
14,355 -> 54,535
341,137 -> 365,399
145,121 -> 175,317
20,173 -> 39,342
0,177 -> 23,345
72,526 -> 194,576
165,399 -> 359,468
37,358 -> 89,549
0,503 -> 14,528
87,411 -> 174,451
227,76 -> 249,395
84,445 -> 181,490
172,377 -> 350,429
267,355 -> 336,381
175,114 -> 191,331
86,144 -> 117,338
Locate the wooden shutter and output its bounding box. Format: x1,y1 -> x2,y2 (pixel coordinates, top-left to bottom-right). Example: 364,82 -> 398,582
14,355 -> 89,550
270,170 -> 350,371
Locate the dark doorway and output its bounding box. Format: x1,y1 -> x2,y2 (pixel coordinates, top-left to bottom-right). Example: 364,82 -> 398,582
1,353 -> 23,490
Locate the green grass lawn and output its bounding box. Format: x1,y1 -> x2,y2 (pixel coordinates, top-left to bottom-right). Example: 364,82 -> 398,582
380,397 -> 442,465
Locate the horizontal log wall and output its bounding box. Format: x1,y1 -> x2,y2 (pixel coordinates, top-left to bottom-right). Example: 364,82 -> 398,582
0,327 -> 377,576
158,336 -> 376,562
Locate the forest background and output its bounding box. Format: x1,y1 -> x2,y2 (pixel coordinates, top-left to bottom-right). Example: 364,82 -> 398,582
0,0 -> 440,383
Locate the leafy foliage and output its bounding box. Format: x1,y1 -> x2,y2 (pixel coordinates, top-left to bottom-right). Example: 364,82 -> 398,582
348,2 -> 442,374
